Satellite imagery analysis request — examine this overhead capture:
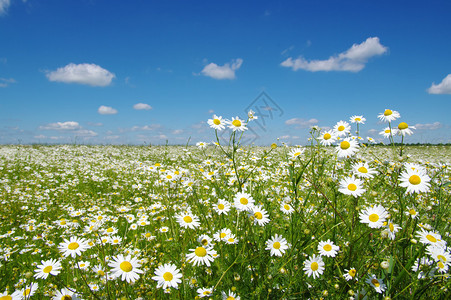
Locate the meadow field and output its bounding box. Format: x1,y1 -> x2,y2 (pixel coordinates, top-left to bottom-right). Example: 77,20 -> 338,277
0,116 -> 450,299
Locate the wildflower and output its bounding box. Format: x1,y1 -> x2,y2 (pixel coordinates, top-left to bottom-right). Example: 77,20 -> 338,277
378,109 -> 400,122
225,234 -> 239,245
338,176 -> 366,197
186,246 -> 217,267
406,206 -> 419,219
227,117 -> 247,132
280,202 -> 294,215
397,122 -> 415,136
352,162 -> 377,179
359,205 -> 388,229
34,258 -> 62,279
213,228 -> 232,242
335,138 -> 359,158
379,127 -> 397,138
197,287 -> 214,298
12,282 -> 39,299
426,245 -> 451,266
333,121 -> 351,137
175,212 -> 201,229
350,115 -> 366,124
384,220 -> 401,240
58,237 -> 90,258
108,254 -> 144,283
417,228 -> 447,249
317,239 -> 340,257
399,168 -> 431,194
233,192 -> 255,212
250,205 -> 270,226
366,274 -> 386,293
303,254 -> 325,279
318,130 -> 337,146
207,115 -> 226,131
52,288 -> 82,300
265,234 -> 289,257
0,291 -> 20,300
222,290 -> 240,300
344,268 -> 357,281
212,199 -> 231,215
248,109 -> 258,121
197,235 -> 213,247
152,263 -> 183,289
288,147 -> 305,160
196,142 -> 209,149
77,260 -> 90,271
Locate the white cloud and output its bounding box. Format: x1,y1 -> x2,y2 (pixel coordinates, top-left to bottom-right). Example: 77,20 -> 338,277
208,109 -> 215,114
0,77 -> 16,87
131,124 -> 161,131
98,105 -> 118,115
133,103 -> 153,110
46,63 -> 115,86
414,122 -> 442,130
0,0 -> 10,15
285,118 -> 319,128
39,121 -> 81,131
201,58 -> 243,80
172,129 -> 183,135
281,37 -> 388,72
74,129 -> 98,137
427,74 -> 451,94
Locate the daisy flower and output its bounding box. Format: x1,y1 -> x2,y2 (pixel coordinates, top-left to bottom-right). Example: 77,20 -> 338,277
225,234 -> 239,245
406,206 -> 419,219
288,147 -> 305,160
77,260 -> 90,270
197,287 -> 214,298
52,288 -> 82,300
333,121 -> 351,137
207,115 -> 226,131
379,127 -> 397,139
227,117 -> 247,132
213,228 -> 232,242
416,228 -> 447,249
108,254 -> 144,283
233,192 -> 255,212
378,109 -> 400,122
212,199 -> 231,215
265,234 -> 289,257
198,234 -> 213,247
397,122 -> 415,136
12,282 -> 39,299
426,245 -> 451,266
399,168 -> 431,194
280,202 -> 294,215
344,268 -> 357,281
350,115 -> 366,124
366,274 -> 386,294
338,176 -> 366,197
0,291 -> 20,300
248,109 -> 258,121
58,236 -> 90,258
303,254 -> 325,279
250,205 -> 270,226
34,258 -> 62,279
318,130 -> 337,146
152,263 -> 183,289
317,239 -> 340,257
335,138 -> 359,158
384,220 -> 402,240
175,212 -> 201,229
352,162 -> 377,179
359,205 -> 388,229
222,290 -> 240,300
186,246 -> 217,267
196,141 -> 209,149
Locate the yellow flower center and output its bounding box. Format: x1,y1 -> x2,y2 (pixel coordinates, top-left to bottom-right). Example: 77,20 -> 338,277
227,297 -> 235,300
338,125 -> 345,131
438,261 -> 445,269
294,152 -> 301,157
389,223 -> 394,232
220,232 -> 227,238
119,261 -> 133,272
62,296 -> 72,300
254,212 -> 263,219
23,289 -> 31,296
355,118 -> 361,121
68,242 -> 79,250
311,262 -> 319,271
409,209 -> 416,215
98,270 -> 105,276
273,242 -> 281,249
324,133 -> 331,140
426,234 -> 437,243
358,166 -> 368,173
43,265 -> 53,273
213,119 -> 221,125
107,228 -> 113,232
385,129 -> 390,134
384,109 -> 392,116
203,291 -> 211,295
240,197 -> 248,205
349,269 -> 356,277
369,214 -> 379,222
183,216 -> 193,223
60,221 -> 66,225
163,272 -> 173,281
232,119 -> 242,127
340,141 -> 350,150
398,122 -> 408,130
438,255 -> 447,262
348,184 -> 357,191
323,244 -> 332,251
0,296 -> 12,300
166,175 -> 172,179
195,247 -> 207,257
371,278 -> 380,287
201,239 -> 208,245
409,175 -> 421,185
228,238 -> 235,243
283,204 -> 290,210
218,204 -> 225,210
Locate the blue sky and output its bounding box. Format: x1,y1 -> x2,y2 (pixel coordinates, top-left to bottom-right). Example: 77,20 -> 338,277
1,0 -> 450,145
